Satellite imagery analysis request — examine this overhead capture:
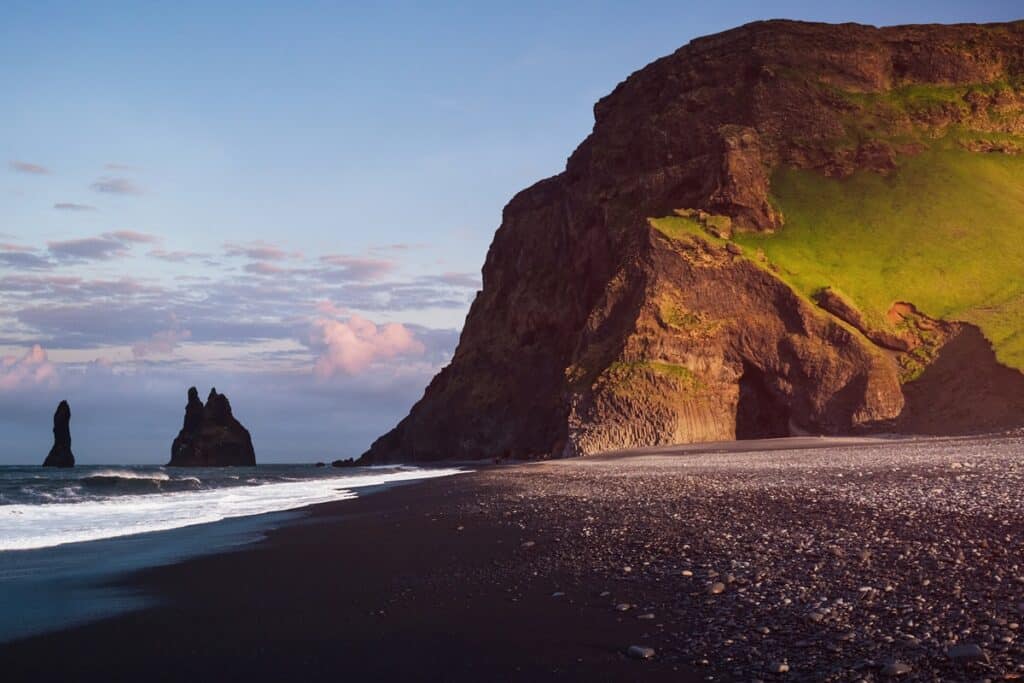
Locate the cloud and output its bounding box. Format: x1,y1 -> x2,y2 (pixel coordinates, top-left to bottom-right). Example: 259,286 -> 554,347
0,248 -> 52,270
46,231 -> 158,261
47,235 -> 128,261
9,161 -> 49,175
90,176 -> 143,195
430,271 -> 481,288
317,255 -> 395,282
132,328 -> 192,358
369,243 -> 428,253
0,345 -> 57,391
53,202 -> 97,211
309,314 -> 425,377
108,230 -> 159,244
224,241 -> 301,261
148,249 -> 207,262
244,261 -> 289,276
104,163 -> 140,171
315,300 -> 349,317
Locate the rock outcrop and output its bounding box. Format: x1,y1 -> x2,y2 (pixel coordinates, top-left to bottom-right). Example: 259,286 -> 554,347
168,387 -> 256,467
42,400 -> 74,468
362,20 -> 1024,463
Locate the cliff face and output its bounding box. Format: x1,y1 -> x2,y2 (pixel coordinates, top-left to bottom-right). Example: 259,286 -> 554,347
168,387 -> 256,467
363,20 -> 1024,463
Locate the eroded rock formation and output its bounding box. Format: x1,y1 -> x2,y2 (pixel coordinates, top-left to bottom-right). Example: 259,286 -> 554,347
362,20 -> 1024,463
168,387 -> 256,466
42,400 -> 74,468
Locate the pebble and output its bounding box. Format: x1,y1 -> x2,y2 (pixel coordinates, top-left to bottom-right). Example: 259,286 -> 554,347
473,434 -> 1024,681
626,645 -> 655,660
767,661 -> 789,674
881,661 -> 912,677
947,643 -> 987,663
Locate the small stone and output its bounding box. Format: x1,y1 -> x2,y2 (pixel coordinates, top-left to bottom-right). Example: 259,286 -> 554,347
551,591 -> 565,598
708,582 -> 726,595
681,570 -> 694,577
767,660 -> 789,674
615,603 -> 632,612
947,643 -> 987,663
881,661 -> 912,677
626,645 -> 655,660
637,612 -> 655,620
521,541 -> 535,548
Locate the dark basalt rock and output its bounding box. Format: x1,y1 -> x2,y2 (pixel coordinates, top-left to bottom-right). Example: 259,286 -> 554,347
331,458 -> 357,468
42,400 -> 74,468
360,19 -> 1024,464
168,387 -> 256,467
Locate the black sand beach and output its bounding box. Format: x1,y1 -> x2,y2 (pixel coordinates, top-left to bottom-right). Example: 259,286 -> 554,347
3,434 -> 1024,681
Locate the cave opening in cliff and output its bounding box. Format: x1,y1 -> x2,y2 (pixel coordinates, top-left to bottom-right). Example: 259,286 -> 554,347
735,362 -> 791,439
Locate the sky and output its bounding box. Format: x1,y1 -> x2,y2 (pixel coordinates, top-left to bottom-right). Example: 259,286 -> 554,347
1,1 -> 1019,464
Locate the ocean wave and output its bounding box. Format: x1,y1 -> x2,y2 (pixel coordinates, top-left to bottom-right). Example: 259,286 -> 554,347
86,469 -> 172,482
80,474 -> 202,495
0,467 -> 465,551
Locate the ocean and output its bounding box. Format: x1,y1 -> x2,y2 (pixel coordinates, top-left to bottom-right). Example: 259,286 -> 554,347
0,463 -> 463,641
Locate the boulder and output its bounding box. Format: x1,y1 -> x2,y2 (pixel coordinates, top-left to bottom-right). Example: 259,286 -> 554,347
168,387 -> 256,466
42,400 -> 75,468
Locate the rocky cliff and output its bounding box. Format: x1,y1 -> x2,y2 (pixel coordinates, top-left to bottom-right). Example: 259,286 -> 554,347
362,19 -> 1024,463
42,400 -> 74,468
168,387 -> 256,466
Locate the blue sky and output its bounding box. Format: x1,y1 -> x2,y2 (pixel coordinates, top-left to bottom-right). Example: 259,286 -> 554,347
1,1 -> 1019,463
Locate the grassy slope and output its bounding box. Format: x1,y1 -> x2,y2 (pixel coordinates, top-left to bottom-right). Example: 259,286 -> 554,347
731,146 -> 1024,370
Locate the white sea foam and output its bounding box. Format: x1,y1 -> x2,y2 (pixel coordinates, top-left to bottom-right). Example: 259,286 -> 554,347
0,468 -> 463,551
86,469 -> 171,481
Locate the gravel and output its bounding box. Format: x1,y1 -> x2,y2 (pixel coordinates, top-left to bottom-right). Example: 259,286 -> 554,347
462,433 -> 1024,681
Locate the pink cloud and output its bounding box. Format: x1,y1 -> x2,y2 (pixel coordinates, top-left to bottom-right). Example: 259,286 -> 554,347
310,315 -> 425,377
244,261 -> 288,275
314,300 -> 349,317
132,328 -> 192,358
224,241 -> 301,261
0,345 -> 58,391
0,243 -> 35,252
9,160 -> 49,175
108,230 -> 159,244
318,255 -> 394,281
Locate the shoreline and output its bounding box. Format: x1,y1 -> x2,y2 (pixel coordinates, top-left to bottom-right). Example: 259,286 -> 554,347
3,433 -> 1022,680
0,467 -> 693,682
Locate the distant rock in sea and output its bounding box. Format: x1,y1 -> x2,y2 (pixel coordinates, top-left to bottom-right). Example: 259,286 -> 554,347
42,400 -> 75,468
168,387 -> 256,467
331,458 -> 357,468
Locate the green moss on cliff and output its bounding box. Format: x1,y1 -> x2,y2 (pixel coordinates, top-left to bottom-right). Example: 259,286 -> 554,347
604,360 -> 704,397
732,146 -> 1024,370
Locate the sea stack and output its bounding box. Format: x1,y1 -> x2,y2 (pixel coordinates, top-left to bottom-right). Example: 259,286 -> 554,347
168,387 -> 256,467
42,400 -> 75,468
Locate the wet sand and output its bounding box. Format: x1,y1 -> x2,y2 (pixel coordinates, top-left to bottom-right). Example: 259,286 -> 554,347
3,433 -> 1023,681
